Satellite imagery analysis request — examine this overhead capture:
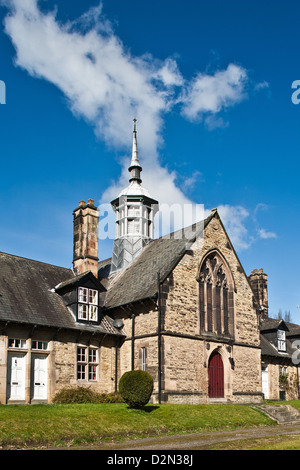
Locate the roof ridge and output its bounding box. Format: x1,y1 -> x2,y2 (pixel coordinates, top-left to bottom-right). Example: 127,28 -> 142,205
0,251 -> 72,271
155,211 -> 214,242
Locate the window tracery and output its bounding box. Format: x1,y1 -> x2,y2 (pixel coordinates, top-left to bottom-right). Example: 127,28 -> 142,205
198,251 -> 234,337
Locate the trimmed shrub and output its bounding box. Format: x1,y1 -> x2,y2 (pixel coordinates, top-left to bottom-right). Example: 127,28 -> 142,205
97,392 -> 124,403
52,386 -> 124,404
119,370 -> 154,409
52,386 -> 98,404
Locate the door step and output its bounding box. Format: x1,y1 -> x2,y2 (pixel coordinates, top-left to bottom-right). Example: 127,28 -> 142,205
209,398 -> 227,403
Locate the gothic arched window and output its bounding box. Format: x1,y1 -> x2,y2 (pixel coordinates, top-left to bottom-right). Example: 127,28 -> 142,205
198,251 -> 234,337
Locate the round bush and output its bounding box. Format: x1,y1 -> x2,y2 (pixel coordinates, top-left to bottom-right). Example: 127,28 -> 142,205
119,370 -> 154,408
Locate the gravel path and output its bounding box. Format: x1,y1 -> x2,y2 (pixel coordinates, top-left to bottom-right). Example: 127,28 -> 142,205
59,424 -> 300,451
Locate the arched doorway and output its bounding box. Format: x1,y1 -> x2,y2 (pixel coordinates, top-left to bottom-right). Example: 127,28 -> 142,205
208,351 -> 224,398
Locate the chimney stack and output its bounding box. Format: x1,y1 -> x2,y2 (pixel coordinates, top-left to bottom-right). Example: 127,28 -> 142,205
73,199 -> 99,277
248,268 -> 268,319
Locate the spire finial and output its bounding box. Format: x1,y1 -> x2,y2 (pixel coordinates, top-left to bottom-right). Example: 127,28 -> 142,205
129,118 -> 142,183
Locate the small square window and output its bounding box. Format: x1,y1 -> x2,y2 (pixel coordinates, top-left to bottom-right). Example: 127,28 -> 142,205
8,338 -> 26,349
78,304 -> 88,320
277,330 -> 286,340
77,347 -> 86,363
77,364 -> 86,380
88,365 -> 97,381
78,287 -> 88,303
89,289 -> 98,305
32,340 -> 48,351
78,287 -> 98,322
77,347 -> 98,381
89,349 -> 97,363
89,305 -> 98,321
278,340 -> 286,352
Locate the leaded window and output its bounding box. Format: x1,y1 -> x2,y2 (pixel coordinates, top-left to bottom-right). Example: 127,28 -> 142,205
77,287 -> 98,322
198,251 -> 234,337
77,347 -> 99,381
277,329 -> 286,352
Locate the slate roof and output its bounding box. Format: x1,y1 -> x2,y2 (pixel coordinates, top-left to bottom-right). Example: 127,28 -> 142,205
260,334 -> 295,358
102,216 -> 211,309
260,317 -> 300,360
260,318 -> 288,332
0,252 -> 123,336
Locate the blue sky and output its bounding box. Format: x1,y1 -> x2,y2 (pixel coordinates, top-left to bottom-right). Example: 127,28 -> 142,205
0,0 -> 299,321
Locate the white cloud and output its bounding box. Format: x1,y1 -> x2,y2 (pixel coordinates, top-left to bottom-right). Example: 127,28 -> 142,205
2,0 -> 272,253
180,170 -> 203,192
253,203 -> 277,240
3,0 -> 178,157
254,80 -> 269,92
153,57 -> 184,88
180,64 -> 249,124
258,228 -> 277,240
216,204 -> 253,251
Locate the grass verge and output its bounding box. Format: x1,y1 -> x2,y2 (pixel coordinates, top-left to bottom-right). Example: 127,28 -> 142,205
0,402 -> 277,449
203,434 -> 300,450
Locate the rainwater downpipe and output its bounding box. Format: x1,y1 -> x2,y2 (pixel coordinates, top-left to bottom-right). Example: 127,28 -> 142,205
131,313 -> 135,370
115,340 -> 119,392
157,271 -> 162,404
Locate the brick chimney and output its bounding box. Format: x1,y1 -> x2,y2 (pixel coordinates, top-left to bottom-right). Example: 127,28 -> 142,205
73,199 -> 99,277
248,268 -> 268,319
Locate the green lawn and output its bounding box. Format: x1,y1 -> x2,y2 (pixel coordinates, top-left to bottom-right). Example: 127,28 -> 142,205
0,402 -> 276,449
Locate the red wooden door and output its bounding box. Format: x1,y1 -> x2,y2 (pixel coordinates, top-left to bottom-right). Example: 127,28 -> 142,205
208,351 -> 224,398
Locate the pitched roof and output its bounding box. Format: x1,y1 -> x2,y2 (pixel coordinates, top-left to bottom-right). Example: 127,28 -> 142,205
260,334 -> 295,358
54,270 -> 104,292
0,252 -> 122,336
260,317 -> 300,359
260,318 -> 288,332
260,318 -> 300,333
102,215 -> 213,309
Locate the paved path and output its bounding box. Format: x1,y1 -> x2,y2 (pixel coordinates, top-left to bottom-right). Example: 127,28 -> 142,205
65,424 -> 300,451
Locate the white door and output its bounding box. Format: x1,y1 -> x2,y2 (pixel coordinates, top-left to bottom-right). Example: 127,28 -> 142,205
262,365 -> 269,399
7,353 -> 26,401
32,355 -> 48,400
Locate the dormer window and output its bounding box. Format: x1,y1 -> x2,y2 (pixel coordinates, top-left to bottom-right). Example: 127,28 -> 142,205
277,329 -> 286,352
78,287 -> 98,322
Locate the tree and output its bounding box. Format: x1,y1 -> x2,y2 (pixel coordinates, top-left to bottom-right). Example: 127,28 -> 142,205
276,309 -> 291,322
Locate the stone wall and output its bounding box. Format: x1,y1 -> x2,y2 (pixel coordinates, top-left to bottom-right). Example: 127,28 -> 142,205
264,360 -> 300,401
116,213 -> 263,403
0,323 -> 117,404
158,215 -> 261,401
157,214 -> 261,402
232,345 -> 262,402
52,331 -> 117,397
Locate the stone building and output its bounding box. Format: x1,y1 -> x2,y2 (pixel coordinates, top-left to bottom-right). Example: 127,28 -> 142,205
0,122 -> 299,404
260,318 -> 300,401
